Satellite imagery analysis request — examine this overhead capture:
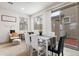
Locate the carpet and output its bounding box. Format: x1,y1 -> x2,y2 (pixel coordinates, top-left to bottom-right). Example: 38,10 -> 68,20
64,38 -> 78,46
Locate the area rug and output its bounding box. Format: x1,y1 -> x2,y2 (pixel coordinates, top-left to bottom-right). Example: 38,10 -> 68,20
64,38 -> 78,46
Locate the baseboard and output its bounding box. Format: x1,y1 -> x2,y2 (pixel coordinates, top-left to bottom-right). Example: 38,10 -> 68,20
0,41 -> 10,45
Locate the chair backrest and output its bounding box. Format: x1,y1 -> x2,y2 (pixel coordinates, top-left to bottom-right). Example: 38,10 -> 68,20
50,37 -> 56,49
48,32 -> 55,37
58,36 -> 65,53
10,30 -> 15,33
31,34 -> 38,50
24,33 -> 30,50
34,30 -> 39,35
42,32 -> 55,37
42,32 -> 47,36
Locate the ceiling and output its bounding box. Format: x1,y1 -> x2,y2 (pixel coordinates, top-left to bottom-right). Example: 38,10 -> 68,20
0,2 -> 61,15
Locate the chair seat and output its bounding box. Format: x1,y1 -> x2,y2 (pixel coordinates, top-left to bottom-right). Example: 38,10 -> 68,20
12,39 -> 21,45
10,36 -> 19,39
48,45 -> 59,53
48,45 -> 52,51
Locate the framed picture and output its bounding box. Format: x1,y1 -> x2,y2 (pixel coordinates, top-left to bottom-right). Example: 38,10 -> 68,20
1,15 -> 16,22
63,16 -> 71,24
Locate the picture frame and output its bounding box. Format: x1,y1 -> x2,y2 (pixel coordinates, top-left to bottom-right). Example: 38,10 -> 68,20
63,16 -> 71,24
1,15 -> 16,22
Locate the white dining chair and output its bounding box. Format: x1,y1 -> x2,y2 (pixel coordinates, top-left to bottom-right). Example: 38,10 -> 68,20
24,33 -> 31,55
31,34 -> 45,56
48,32 -> 55,37
42,32 -> 48,36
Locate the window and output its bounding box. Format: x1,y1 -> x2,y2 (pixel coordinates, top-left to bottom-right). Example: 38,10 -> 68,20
63,16 -> 71,24
34,16 -> 42,31
51,11 -> 61,17
19,17 -> 28,31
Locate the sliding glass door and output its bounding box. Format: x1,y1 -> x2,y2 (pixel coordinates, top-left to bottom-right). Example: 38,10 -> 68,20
51,3 -> 79,50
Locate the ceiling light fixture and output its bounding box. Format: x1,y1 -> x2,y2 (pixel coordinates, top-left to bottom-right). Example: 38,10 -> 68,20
8,2 -> 14,5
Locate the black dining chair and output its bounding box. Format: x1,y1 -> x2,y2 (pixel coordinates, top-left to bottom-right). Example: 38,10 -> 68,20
48,36 -> 65,56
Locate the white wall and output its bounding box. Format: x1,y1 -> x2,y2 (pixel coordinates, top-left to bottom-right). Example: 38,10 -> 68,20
0,8 -> 29,43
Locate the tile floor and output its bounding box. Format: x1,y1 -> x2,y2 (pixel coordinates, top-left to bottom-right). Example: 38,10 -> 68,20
0,41 -> 79,56
64,48 -> 79,56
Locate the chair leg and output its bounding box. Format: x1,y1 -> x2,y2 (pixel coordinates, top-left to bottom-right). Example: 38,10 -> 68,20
52,52 -> 53,56
58,53 -> 60,56
62,51 -> 64,56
